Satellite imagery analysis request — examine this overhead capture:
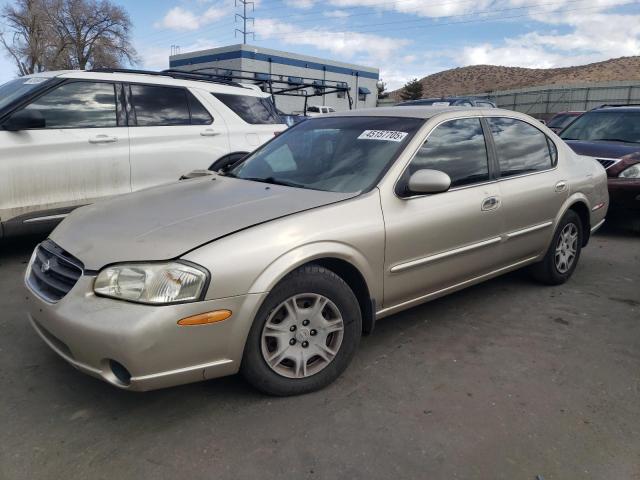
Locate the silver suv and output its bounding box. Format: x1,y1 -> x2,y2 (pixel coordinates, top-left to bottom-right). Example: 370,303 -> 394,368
24,106 -> 608,395
0,69 -> 286,237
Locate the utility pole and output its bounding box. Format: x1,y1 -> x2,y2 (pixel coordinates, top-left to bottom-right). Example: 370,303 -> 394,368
235,0 -> 255,44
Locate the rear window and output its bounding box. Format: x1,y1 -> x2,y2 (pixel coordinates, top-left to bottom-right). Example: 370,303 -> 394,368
212,93 -> 280,124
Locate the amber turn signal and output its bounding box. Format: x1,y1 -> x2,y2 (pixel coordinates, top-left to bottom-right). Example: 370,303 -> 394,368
177,310 -> 232,326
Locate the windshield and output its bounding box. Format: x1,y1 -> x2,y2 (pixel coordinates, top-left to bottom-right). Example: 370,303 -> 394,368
228,116 -> 424,193
548,113 -> 579,129
0,77 -> 52,112
560,111 -> 640,143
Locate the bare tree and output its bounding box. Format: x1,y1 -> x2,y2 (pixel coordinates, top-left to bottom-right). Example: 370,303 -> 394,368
1,0 -> 53,75
46,0 -> 138,70
1,0 -> 137,76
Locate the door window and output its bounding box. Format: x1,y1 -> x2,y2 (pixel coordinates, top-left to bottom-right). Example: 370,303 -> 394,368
407,118 -> 490,188
487,117 -> 554,177
186,90 -> 213,125
212,93 -> 280,124
130,85 -> 191,126
23,81 -> 117,128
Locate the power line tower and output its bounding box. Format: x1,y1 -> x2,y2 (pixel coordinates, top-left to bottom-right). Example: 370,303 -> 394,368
235,0 -> 255,44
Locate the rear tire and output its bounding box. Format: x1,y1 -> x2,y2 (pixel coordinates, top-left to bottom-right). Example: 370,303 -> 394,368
241,264 -> 362,396
530,210 -> 583,285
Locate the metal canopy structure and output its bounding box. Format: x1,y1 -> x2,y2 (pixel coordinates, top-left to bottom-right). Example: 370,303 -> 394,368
166,67 -> 354,114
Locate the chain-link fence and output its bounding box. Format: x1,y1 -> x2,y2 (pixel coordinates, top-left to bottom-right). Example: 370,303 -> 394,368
474,81 -> 640,119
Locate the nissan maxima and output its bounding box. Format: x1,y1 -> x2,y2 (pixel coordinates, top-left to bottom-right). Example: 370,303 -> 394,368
24,107 -> 608,396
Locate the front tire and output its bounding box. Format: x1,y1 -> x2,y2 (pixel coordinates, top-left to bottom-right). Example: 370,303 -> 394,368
241,264 -> 362,396
530,210 -> 583,285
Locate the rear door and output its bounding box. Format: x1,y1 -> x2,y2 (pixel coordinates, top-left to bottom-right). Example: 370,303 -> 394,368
209,92 -> 285,149
0,80 -> 130,224
486,116 -> 566,263
127,84 -> 229,191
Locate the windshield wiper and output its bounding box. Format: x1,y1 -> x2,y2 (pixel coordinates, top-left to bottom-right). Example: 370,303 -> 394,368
242,176 -> 307,189
592,138 -> 640,144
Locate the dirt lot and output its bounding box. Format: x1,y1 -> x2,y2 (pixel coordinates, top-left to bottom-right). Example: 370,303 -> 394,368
0,227 -> 638,480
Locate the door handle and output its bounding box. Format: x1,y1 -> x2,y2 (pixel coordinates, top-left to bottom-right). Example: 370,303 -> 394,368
481,196 -> 501,211
88,134 -> 117,144
555,181 -> 568,193
200,129 -> 221,137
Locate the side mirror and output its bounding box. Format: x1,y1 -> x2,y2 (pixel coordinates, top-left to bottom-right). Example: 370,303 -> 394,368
407,169 -> 451,195
2,109 -> 45,131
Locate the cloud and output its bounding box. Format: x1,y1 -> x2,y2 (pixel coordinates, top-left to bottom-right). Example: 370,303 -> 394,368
327,0 -> 494,18
139,39 -> 220,71
254,18 -> 411,60
324,10 -> 349,18
459,10 -> 640,69
155,6 -> 226,31
284,0 -> 316,8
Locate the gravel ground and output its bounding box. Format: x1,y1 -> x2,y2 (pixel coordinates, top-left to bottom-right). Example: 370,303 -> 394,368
0,227 -> 638,480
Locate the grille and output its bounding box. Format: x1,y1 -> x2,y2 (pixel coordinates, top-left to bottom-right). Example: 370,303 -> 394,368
596,158 -> 619,169
28,240 -> 83,302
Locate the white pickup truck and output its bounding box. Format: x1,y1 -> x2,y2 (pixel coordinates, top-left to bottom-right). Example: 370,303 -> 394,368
306,105 -> 336,116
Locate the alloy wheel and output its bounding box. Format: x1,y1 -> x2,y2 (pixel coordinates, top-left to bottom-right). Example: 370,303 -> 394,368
555,223 -> 579,274
260,293 -> 344,379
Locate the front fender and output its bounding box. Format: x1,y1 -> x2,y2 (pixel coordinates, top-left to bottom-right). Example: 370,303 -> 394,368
247,240 -> 380,304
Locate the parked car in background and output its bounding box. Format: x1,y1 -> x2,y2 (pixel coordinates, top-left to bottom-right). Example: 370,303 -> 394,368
547,111 -> 584,133
0,69 -> 286,237
396,97 -> 497,108
24,106 -> 607,396
277,108 -> 307,127
306,105 -> 336,116
560,104 -> 640,230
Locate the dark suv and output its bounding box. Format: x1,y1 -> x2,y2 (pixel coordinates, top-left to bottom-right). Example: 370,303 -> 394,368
560,105 -> 640,229
396,97 -> 496,108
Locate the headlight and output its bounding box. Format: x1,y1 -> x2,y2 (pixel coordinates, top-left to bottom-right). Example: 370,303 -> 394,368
94,262 -> 209,304
619,164 -> 640,178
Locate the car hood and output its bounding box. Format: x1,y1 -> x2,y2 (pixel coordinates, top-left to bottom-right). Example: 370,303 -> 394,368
564,140 -> 640,159
50,176 -> 355,270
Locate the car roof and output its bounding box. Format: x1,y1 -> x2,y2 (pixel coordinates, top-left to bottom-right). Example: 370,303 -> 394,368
326,106 -> 517,120
400,97 -> 492,102
593,105 -> 640,112
25,70 -> 269,97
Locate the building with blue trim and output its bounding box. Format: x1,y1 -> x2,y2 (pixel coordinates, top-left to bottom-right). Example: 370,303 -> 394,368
169,44 -> 380,114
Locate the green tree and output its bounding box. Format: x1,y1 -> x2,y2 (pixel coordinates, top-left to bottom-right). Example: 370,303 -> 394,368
400,78 -> 423,101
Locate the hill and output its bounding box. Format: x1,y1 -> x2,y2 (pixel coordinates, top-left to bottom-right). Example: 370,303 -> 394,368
390,56 -> 640,99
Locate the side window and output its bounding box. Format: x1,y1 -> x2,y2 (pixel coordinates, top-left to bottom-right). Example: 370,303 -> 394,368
212,93 -> 280,124
408,118 -> 490,188
548,138 -> 558,166
186,90 -> 213,125
130,85 -> 190,126
487,117 -> 553,177
307,106 -> 320,113
24,81 -> 117,128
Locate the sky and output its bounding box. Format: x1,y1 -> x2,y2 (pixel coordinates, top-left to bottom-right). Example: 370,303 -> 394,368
1,0 -> 639,89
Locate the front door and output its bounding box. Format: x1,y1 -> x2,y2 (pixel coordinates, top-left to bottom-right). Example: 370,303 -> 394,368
0,80 -> 130,225
381,117 -> 504,310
